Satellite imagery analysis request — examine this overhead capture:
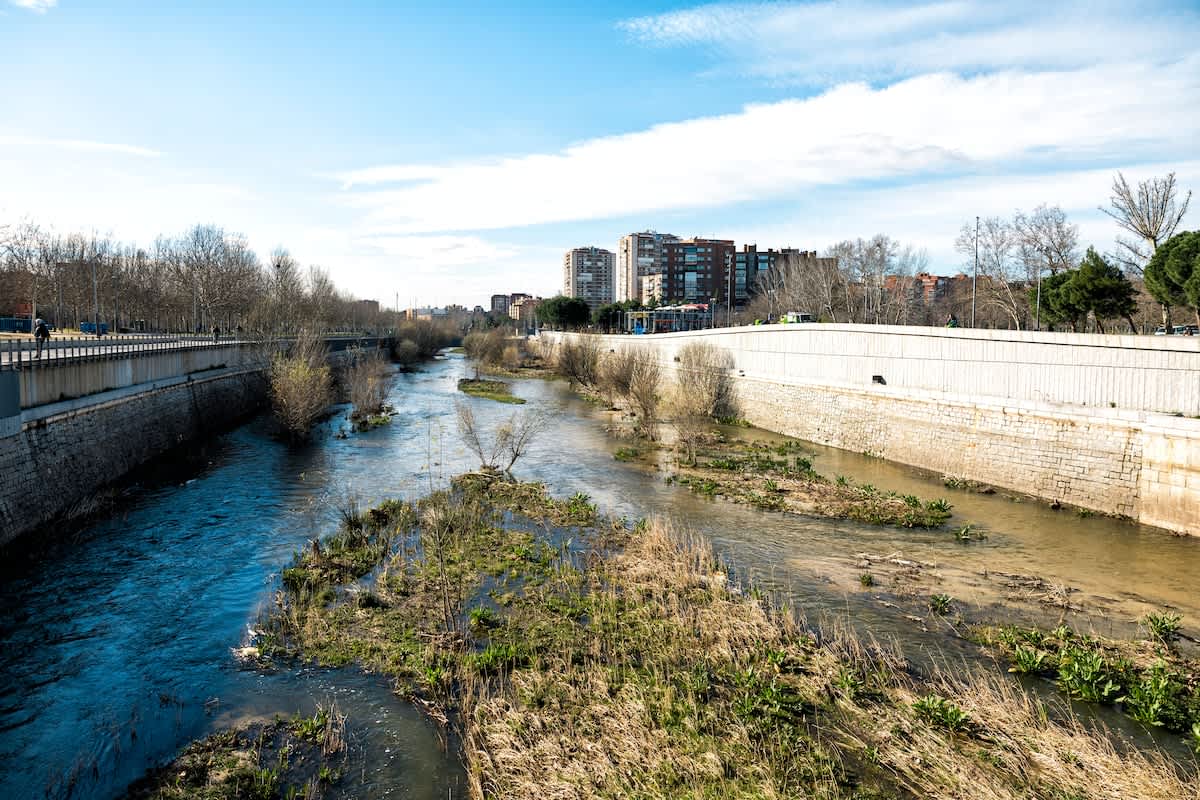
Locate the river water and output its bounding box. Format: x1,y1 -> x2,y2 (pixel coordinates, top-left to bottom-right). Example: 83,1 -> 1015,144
2,353 -> 1198,798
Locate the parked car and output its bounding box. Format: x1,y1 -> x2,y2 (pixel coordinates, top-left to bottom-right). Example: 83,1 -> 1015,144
1154,325 -> 1169,335
1174,324 -> 1199,336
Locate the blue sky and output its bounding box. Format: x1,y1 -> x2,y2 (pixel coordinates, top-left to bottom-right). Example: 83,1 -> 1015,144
2,1 -> 1197,307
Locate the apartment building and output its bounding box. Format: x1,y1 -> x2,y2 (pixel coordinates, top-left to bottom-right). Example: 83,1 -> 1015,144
616,231 -> 679,303
490,294 -> 511,316
509,296 -> 541,325
652,238 -> 736,305
640,273 -> 665,305
563,246 -> 615,312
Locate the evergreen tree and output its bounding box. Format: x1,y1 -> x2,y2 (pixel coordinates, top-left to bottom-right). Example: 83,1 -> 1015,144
1145,231 -> 1200,327
1069,248 -> 1138,333
535,295 -> 591,329
1032,270 -> 1086,331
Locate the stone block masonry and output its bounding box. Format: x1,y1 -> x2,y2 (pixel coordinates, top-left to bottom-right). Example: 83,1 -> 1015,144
0,368 -> 266,545
543,327 -> 1200,536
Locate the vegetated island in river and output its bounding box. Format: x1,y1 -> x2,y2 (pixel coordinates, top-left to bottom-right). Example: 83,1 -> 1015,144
133,474 -> 1198,800
457,378 -> 526,404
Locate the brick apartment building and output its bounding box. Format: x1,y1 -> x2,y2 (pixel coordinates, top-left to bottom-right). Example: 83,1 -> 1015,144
650,238 -> 736,305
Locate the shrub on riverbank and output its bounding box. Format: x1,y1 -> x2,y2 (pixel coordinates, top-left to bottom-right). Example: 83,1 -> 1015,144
555,336 -> 600,388
675,341 -> 737,420
463,329 -> 507,366
396,319 -> 457,359
255,476 -> 1196,800
347,351 -> 391,421
269,330 -> 334,438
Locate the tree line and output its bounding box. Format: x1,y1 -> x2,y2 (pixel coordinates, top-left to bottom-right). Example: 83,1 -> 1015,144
545,170 -> 1193,334
0,220 -> 386,334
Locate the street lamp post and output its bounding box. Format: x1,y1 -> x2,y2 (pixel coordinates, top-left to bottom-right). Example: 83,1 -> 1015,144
92,258 -> 100,339
726,253 -> 734,327
971,215 -> 978,328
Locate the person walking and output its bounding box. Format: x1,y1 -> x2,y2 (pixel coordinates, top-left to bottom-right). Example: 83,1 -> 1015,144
33,318 -> 50,359
212,324 -> 220,343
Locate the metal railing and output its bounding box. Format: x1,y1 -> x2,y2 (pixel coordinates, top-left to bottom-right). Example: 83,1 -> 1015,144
0,334 -> 247,371
0,334 -> 392,371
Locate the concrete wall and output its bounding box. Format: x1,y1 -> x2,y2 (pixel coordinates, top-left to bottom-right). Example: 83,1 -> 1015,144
0,367 -> 266,545
0,336 -> 393,545
17,343 -> 265,409
543,327 -> 1200,536
568,323 -> 1200,415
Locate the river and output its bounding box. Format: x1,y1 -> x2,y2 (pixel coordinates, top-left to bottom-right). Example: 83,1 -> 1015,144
2,353 -> 1198,798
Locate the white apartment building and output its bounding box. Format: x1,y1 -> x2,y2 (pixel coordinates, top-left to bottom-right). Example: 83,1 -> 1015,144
563,247 -> 615,313
617,231 -> 679,303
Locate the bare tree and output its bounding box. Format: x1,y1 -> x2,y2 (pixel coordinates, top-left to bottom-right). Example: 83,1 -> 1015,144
956,217 -> 1026,328
1102,172 -> 1191,275
1014,204 -> 1079,277
454,401 -> 546,475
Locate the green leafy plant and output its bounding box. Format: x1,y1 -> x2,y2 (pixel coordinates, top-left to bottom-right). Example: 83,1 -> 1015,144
1123,661 -> 1173,727
929,594 -> 953,615
1057,645 -> 1121,704
859,573 -> 875,588
1010,646 -> 1050,675
469,606 -> 498,629
926,498 -> 953,513
913,695 -> 970,732
1141,611 -> 1182,645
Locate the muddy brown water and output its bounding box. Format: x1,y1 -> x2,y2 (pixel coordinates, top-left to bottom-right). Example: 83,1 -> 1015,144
1,352 -> 1197,798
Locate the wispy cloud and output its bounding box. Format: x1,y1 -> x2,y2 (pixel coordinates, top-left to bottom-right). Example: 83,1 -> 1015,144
9,0 -> 57,13
619,1 -> 1200,84
335,58 -> 1199,234
0,135 -> 162,158
354,233 -> 519,267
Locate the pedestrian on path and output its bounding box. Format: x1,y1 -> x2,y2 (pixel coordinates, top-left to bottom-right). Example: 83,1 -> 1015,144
33,318 -> 50,359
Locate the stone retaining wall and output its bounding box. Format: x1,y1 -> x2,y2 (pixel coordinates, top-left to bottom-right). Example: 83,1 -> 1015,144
542,329 -> 1200,536
0,368 -> 266,545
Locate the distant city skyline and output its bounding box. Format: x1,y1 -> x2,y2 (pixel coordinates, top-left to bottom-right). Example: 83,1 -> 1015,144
1,1 -> 1197,306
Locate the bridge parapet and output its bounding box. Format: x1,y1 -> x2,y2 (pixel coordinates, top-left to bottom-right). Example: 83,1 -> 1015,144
0,335 -> 392,414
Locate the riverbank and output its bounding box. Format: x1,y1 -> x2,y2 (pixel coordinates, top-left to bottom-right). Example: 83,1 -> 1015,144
153,475 -> 1198,799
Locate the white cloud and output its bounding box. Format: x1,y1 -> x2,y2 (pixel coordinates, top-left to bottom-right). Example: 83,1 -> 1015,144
334,59 -> 1199,234
0,135 -> 161,158
9,0 -> 57,13
619,1 -> 1200,83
